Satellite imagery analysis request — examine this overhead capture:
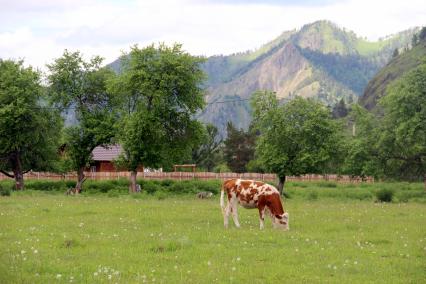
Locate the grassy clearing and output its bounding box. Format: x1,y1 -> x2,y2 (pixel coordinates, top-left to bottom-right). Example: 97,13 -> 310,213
0,182 -> 425,283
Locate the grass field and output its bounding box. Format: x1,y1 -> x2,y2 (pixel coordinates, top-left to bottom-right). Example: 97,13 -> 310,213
0,182 -> 425,283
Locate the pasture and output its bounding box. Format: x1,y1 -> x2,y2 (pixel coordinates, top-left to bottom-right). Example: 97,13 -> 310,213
0,181 -> 425,283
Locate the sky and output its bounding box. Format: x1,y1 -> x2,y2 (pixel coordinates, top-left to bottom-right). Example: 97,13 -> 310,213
0,0 -> 425,70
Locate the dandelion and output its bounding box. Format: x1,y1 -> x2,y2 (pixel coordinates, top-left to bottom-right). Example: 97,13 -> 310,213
333,266 -> 337,270
56,274 -> 62,279
232,267 -> 236,271
94,272 -> 98,276
34,250 -> 38,254
354,261 -> 358,265
21,250 -> 26,254
207,261 -> 211,266
108,275 -> 112,280
236,257 -> 241,261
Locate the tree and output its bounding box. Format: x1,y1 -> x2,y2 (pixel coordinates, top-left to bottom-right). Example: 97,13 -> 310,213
251,92 -> 341,194
419,27 -> 426,42
47,50 -> 116,193
192,124 -> 222,171
0,59 -> 61,190
110,44 -> 205,192
332,98 -> 349,118
342,105 -> 382,178
392,48 -> 399,58
377,62 -> 426,182
411,34 -> 419,47
223,122 -> 255,173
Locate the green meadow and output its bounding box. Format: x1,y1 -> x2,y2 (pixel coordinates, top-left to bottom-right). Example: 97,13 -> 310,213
0,181 -> 425,283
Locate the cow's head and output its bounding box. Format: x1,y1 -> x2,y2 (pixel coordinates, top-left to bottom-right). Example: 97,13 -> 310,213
273,212 -> 289,230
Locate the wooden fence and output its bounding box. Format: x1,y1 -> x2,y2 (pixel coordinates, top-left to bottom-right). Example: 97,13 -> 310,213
0,171 -> 374,183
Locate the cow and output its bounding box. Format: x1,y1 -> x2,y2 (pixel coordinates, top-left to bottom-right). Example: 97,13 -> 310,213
220,179 -> 289,230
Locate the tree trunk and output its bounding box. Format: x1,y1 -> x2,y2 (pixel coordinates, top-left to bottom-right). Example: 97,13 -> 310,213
75,167 -> 85,194
129,170 -> 138,193
277,175 -> 286,196
13,170 -> 24,190
12,152 -> 24,190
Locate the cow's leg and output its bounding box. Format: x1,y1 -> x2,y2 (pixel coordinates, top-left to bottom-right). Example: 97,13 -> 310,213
258,201 -> 266,230
231,198 -> 241,228
224,198 -> 232,229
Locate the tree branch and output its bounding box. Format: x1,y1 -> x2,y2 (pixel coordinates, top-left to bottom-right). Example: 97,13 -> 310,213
0,170 -> 15,178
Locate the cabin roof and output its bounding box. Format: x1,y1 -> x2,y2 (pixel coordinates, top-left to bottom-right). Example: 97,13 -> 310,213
92,145 -> 122,161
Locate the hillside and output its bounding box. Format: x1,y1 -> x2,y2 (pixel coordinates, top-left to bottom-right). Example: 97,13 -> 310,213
199,21 -> 418,135
359,42 -> 426,110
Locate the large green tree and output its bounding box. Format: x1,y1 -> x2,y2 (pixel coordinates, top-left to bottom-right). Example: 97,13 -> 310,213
110,44 -> 205,192
377,61 -> 426,182
251,91 -> 342,194
47,50 -> 116,192
0,59 -> 61,190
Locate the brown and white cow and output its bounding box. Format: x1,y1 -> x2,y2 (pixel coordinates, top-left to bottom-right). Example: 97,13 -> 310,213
220,179 -> 289,230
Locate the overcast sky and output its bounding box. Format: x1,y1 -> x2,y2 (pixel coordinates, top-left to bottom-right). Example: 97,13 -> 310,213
0,0 -> 424,70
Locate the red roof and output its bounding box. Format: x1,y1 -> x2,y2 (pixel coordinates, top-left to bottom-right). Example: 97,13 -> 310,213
91,145 -> 123,161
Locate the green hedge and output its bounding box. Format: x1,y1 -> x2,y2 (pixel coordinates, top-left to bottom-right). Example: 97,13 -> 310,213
0,178 -> 424,203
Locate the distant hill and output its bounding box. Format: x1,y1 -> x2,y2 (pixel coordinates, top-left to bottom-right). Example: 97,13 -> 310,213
108,20 -> 418,136
198,20 -> 418,135
359,42 -> 426,110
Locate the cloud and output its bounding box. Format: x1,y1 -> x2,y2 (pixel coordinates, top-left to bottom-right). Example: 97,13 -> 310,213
0,0 -> 424,70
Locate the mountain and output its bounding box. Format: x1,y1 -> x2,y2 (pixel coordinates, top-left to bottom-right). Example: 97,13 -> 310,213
199,20 -> 418,135
359,41 -> 426,110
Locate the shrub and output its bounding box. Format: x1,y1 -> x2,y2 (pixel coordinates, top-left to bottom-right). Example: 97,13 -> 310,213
141,181 -> 162,194
160,179 -> 175,187
376,188 -> 394,202
24,180 -> 69,191
0,184 -> 11,196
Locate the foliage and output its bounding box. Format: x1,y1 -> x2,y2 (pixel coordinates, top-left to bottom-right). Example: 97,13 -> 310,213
360,43 -> 426,110
342,105 -> 382,178
376,62 -> 426,180
0,184 -> 11,196
331,98 -> 349,118
223,122 -> 256,173
192,124 -> 222,171
418,27 -> 426,42
47,50 -> 117,190
375,188 -> 394,203
0,59 -> 62,189
110,44 -> 205,188
251,93 -> 343,191
213,163 -> 231,173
